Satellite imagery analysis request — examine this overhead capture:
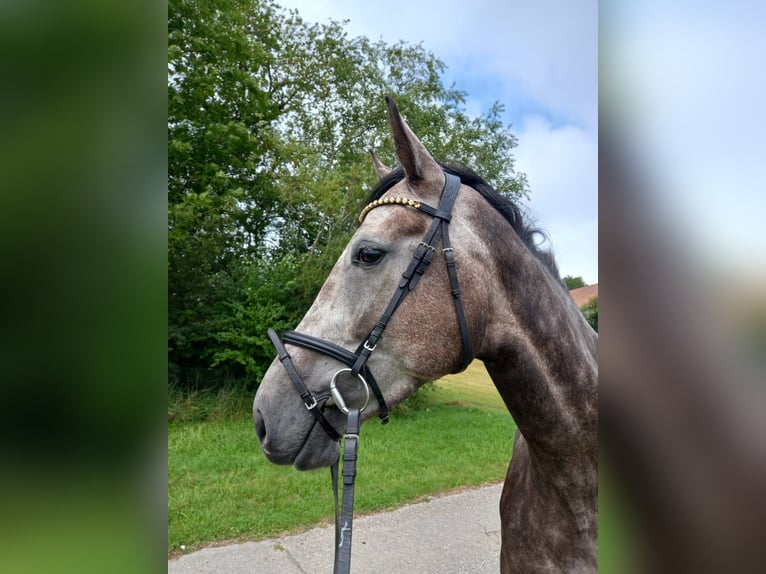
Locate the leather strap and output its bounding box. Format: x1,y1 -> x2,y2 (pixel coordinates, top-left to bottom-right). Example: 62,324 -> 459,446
332,408 -> 360,574
282,330 -> 390,425
267,328 -> 342,441
441,217 -> 472,371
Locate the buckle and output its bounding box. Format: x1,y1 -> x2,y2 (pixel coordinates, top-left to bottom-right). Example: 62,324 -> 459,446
418,241 -> 436,253
363,339 -> 377,352
304,396 -> 318,410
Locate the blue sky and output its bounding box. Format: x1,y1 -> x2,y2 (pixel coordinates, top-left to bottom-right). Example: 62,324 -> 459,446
603,1 -> 766,283
277,0 -> 599,284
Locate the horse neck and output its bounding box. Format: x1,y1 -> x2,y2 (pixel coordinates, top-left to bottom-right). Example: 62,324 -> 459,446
478,234 -> 598,477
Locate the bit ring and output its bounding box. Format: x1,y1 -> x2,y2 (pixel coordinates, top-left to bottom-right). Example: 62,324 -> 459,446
329,368 -> 371,414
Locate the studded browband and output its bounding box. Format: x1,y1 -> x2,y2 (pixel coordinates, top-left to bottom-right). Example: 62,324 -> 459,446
358,197 -> 422,223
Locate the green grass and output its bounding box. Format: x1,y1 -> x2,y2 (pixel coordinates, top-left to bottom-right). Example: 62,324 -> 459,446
168,361 -> 515,556
168,384 -> 255,424
432,360 -> 508,412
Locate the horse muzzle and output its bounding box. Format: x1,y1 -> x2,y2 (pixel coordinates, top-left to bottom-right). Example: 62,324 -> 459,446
253,400 -> 341,470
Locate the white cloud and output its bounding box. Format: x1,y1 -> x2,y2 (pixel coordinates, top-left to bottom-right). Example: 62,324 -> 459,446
515,117 -> 598,283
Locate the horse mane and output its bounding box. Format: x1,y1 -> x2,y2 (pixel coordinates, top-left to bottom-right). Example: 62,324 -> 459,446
365,163 -> 562,282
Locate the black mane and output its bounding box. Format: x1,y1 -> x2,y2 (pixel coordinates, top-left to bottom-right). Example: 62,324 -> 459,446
365,163 -> 561,281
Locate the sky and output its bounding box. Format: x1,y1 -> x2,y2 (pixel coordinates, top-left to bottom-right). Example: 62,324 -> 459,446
276,0 -> 598,284
602,1 -> 766,284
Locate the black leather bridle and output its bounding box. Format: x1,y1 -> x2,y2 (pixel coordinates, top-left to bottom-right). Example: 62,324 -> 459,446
266,171 -> 471,573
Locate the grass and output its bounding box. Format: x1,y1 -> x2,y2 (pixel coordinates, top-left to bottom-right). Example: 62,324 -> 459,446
432,360 -> 507,412
168,361 -> 514,557
168,384 -> 255,424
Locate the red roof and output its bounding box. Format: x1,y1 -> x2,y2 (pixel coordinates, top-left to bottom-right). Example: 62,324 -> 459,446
569,283 -> 598,307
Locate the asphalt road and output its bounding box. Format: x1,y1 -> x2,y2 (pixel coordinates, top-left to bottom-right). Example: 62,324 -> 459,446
169,482 -> 503,574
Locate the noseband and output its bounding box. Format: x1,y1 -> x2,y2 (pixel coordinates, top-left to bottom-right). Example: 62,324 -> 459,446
266,172 -> 471,573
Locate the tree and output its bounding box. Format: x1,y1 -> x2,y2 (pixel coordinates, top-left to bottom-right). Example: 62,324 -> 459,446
168,0 -> 530,391
266,26 -> 528,259
168,0 -> 286,386
563,275 -> 587,290
581,296 -> 598,332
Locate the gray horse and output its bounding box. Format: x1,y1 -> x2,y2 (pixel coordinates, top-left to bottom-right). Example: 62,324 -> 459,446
254,97 -> 598,573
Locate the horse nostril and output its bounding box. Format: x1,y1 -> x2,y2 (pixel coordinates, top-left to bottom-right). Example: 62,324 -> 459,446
254,409 -> 267,445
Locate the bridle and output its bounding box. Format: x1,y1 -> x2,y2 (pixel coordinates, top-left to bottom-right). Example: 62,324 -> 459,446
266,171 -> 471,573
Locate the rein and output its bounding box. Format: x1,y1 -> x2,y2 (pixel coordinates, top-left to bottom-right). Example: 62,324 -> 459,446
267,172 -> 470,573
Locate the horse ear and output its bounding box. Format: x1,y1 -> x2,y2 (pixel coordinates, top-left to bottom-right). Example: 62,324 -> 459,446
368,149 -> 392,179
385,96 -> 444,193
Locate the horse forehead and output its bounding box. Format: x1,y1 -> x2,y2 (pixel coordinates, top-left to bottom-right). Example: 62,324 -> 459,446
361,197 -> 429,238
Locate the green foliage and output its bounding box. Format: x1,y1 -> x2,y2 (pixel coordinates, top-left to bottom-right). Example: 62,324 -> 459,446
563,275 -> 587,290
168,0 -> 284,390
581,296 -> 599,332
168,0 -> 530,393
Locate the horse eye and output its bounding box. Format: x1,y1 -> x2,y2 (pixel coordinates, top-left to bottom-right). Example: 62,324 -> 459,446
356,247 -> 385,266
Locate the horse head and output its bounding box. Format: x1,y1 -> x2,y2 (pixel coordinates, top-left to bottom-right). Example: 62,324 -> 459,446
253,97 -> 489,470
